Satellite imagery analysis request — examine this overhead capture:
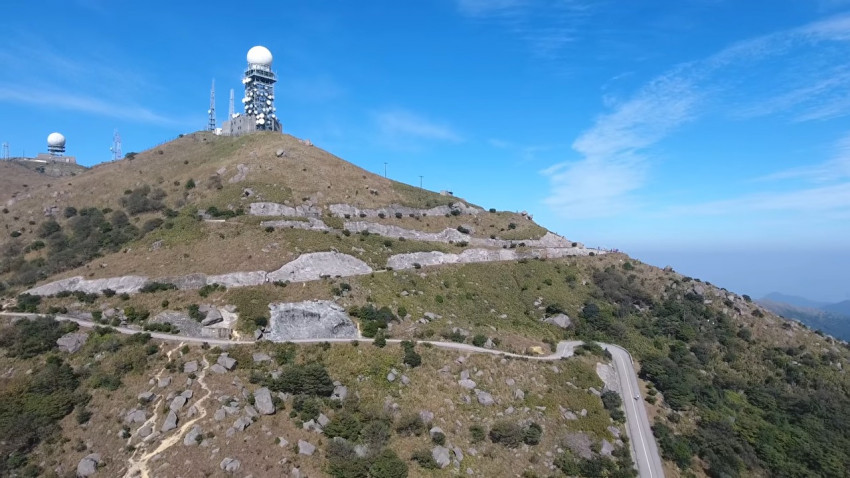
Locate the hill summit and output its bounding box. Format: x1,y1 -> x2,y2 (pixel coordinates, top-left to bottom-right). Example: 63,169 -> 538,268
1,131 -> 849,478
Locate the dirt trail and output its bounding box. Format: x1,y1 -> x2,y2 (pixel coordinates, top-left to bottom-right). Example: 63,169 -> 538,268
124,344 -> 214,478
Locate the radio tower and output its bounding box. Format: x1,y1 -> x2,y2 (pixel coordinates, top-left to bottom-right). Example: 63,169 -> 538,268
228,89 -> 235,118
208,79 -> 217,132
110,130 -> 122,161
2,142 -> 9,160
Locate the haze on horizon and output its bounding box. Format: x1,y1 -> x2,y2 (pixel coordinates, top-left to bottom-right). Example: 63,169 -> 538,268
1,0 -> 848,303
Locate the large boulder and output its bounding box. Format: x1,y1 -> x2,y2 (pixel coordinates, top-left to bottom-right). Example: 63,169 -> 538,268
254,387 -> 275,415
76,453 -> 101,477
298,440 -> 316,456
220,457 -> 241,473
266,300 -> 358,341
544,313 -> 572,329
217,353 -> 237,370
57,332 -> 88,353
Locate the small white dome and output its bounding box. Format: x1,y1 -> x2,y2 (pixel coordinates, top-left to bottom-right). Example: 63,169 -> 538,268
47,132 -> 66,147
246,46 -> 273,66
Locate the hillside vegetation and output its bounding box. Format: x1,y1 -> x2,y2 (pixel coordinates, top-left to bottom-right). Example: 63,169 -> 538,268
1,132 -> 849,478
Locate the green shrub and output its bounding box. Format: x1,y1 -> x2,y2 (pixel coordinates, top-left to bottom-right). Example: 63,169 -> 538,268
469,424 -> 486,442
369,449 -> 408,478
411,449 -> 439,469
523,422 -> 542,445
139,282 -> 176,293
432,431 -> 446,445
489,421 -> 524,448
323,412 -> 363,441
373,331 -> 387,348
12,293 -> 41,313
395,413 -> 425,436
472,334 -> 487,347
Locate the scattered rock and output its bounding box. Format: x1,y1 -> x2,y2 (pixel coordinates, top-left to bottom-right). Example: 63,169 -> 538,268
252,352 -> 272,363
124,409 -> 146,424
137,391 -> 154,403
298,440 -> 316,456
458,379 -> 477,390
137,424 -> 153,438
181,389 -> 193,399
161,410 -> 178,432
217,353 -> 237,370
331,385 -> 348,401
475,390 -> 495,406
183,361 -> 199,374
420,410 -> 434,424
170,395 -> 187,411
183,425 -> 202,446
544,313 -> 572,329
318,413 -> 331,427
432,446 -> 451,469
430,426 -> 444,439
233,416 -> 252,432
157,377 -> 172,388
220,457 -> 241,473
514,389 -> 525,400
57,332 -> 88,353
601,439 -> 615,457
76,453 -> 101,477
254,387 -> 275,415
210,364 -> 227,374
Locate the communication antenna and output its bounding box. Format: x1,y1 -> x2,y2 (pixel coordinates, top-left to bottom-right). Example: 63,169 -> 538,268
1,142 -> 9,160
208,79 -> 217,132
229,89 -> 235,118
110,130 -> 122,161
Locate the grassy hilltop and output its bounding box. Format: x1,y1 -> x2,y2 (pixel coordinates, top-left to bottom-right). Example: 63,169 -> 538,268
1,132 -> 849,478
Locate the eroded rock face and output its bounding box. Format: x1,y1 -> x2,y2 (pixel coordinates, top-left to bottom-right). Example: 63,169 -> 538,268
26,275 -> 148,296
267,252 -> 372,283
249,202 -> 320,218
386,246 -> 598,270
266,300 -> 358,341
206,271 -> 267,288
329,202 -> 483,219
261,218 -> 329,231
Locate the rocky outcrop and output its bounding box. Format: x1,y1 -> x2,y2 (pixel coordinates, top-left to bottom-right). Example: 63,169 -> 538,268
267,252 -> 372,283
161,410 -> 178,432
346,221 -> 574,249
266,300 -> 358,341
26,275 -> 148,296
544,314 -> 572,329
206,271 -> 267,288
261,218 -> 329,231
249,202 -> 320,218
387,247 -> 597,270
329,202 -> 483,218
57,332 -> 88,353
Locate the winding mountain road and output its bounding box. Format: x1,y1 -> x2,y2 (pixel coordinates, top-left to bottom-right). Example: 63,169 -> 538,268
1,312 -> 664,477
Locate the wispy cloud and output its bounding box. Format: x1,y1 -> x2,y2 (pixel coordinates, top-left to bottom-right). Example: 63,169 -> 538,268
760,133 -> 850,183
663,183 -> 850,217
543,13 -> 850,219
0,85 -> 190,127
455,0 -> 595,60
375,109 -> 462,144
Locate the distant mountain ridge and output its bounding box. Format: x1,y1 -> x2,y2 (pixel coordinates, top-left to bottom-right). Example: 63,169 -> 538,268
759,292 -> 850,341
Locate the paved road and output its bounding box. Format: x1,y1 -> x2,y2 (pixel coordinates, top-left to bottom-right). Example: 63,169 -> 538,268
1,312 -> 664,477
603,343 -> 665,478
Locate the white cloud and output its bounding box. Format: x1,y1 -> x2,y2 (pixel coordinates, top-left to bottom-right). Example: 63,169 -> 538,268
663,182 -> 850,217
543,13 -> 850,220
0,85 -> 189,127
760,133 -> 850,183
375,109 -> 462,143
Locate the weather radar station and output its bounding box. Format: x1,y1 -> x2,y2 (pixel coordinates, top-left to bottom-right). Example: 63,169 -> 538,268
220,46 -> 281,136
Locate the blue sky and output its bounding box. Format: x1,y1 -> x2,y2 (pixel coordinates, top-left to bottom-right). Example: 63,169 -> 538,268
2,0 -> 849,302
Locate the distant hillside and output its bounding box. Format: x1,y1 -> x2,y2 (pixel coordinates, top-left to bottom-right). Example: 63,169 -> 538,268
759,298 -> 850,341
761,292 -> 829,309
824,300 -> 850,316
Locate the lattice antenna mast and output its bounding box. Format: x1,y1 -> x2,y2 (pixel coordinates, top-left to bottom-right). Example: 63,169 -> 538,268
229,89 -> 235,118
1,142 -> 9,160
111,130 -> 122,161
208,79 -> 217,132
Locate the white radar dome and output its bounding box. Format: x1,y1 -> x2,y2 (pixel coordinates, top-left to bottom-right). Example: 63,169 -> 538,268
47,132 -> 66,147
247,46 -> 273,66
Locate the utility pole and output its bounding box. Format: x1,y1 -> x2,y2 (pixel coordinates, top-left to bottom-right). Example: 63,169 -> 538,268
419,175 -> 423,189
384,162 -> 388,178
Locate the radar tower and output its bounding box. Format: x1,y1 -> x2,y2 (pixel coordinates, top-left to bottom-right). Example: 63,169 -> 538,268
2,142 -> 9,160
